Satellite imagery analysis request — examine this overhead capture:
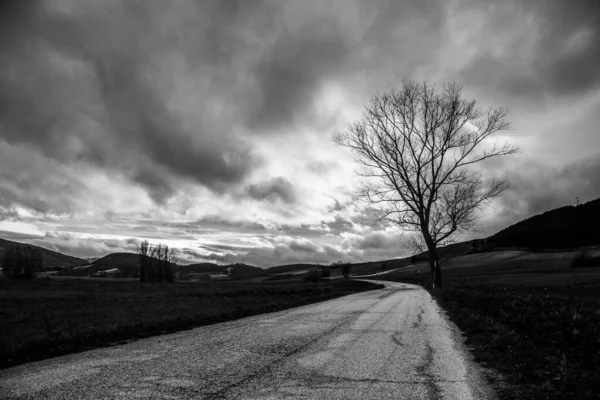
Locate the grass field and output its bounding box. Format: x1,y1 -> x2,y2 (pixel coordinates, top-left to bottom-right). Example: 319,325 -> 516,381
379,250 -> 600,400
0,277 -> 382,369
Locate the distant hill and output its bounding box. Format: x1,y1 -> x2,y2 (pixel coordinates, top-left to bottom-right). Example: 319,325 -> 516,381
487,197 -> 600,250
402,198 -> 600,262
410,240 -> 480,262
353,257 -> 413,270
177,262 -> 264,280
83,253 -> 264,279
91,252 -> 141,274
176,262 -> 222,274
267,263 -> 324,274
0,237 -> 87,270
5,198 -> 598,277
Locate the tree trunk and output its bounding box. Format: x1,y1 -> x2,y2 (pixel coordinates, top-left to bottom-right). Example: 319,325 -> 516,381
139,256 -> 147,282
427,256 -> 443,288
432,259 -> 442,288
423,233 -> 443,288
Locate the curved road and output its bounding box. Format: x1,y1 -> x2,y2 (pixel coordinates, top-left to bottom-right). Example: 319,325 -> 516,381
0,281 -> 496,399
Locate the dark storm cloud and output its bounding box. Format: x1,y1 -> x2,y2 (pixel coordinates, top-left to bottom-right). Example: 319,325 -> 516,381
0,0 -> 260,207
131,168 -> 175,205
244,0 -> 448,132
246,177 -> 297,204
532,1 -> 600,96
247,31 -> 350,131
460,0 -> 600,100
0,143 -> 91,214
5,0 -> 598,268
0,0 -> 452,213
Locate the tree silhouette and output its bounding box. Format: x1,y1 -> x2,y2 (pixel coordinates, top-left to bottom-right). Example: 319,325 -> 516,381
137,240 -> 175,282
334,80 -> 519,287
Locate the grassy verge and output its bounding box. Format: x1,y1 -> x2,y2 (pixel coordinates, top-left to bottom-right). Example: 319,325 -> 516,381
380,267 -> 600,399
0,278 -> 382,369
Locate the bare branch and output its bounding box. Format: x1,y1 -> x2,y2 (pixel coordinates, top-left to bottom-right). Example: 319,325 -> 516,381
333,80 -> 518,287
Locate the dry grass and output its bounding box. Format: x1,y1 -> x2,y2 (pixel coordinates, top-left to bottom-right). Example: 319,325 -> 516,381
380,251 -> 600,399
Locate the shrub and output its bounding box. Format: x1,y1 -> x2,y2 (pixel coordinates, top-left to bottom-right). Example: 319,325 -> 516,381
320,266 -> 331,278
303,269 -> 322,283
1,244 -> 43,279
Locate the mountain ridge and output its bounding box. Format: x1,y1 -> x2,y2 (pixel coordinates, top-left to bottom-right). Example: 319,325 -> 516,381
2,197 -> 599,273
0,237 -> 87,270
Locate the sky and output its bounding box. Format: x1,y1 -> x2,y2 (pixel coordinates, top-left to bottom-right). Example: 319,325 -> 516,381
0,0 -> 599,267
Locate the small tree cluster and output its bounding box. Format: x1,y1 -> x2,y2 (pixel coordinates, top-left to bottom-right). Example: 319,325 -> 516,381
1,244 -> 43,279
137,240 -> 175,282
330,260 -> 352,279
341,263 -> 352,279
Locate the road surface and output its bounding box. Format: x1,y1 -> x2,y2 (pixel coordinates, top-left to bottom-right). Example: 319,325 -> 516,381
0,281 -> 496,399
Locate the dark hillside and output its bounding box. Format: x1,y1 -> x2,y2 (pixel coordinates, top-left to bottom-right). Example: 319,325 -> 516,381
91,252 -> 140,274
177,262 -> 263,278
410,240 -> 480,262
267,263 -> 323,274
0,237 -> 87,270
488,197 -> 600,250
176,262 -> 223,274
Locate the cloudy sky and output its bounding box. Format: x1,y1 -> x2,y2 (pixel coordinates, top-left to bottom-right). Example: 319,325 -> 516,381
0,0 -> 599,267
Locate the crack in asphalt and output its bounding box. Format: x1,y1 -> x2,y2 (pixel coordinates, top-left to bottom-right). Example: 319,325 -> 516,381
283,374 -> 469,386
1,282 -> 496,400
391,331 -> 404,346
204,289 -> 402,399
416,343 -> 443,400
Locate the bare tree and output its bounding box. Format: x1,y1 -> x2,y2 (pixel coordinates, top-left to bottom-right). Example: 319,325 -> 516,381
137,240 -> 176,282
333,80 -> 519,288
137,240 -> 151,282
152,243 -> 175,283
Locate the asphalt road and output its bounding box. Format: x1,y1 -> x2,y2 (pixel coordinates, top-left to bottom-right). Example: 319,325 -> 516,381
0,281 -> 496,400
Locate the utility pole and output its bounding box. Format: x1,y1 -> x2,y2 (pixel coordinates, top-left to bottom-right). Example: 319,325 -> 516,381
575,197 -> 580,206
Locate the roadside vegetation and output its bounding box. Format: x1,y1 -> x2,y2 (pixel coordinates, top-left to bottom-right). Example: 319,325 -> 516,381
0,277 -> 382,369
380,252 -> 600,400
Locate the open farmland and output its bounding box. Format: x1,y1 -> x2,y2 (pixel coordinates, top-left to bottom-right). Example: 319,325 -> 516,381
378,249 -> 600,400
0,277 -> 382,369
